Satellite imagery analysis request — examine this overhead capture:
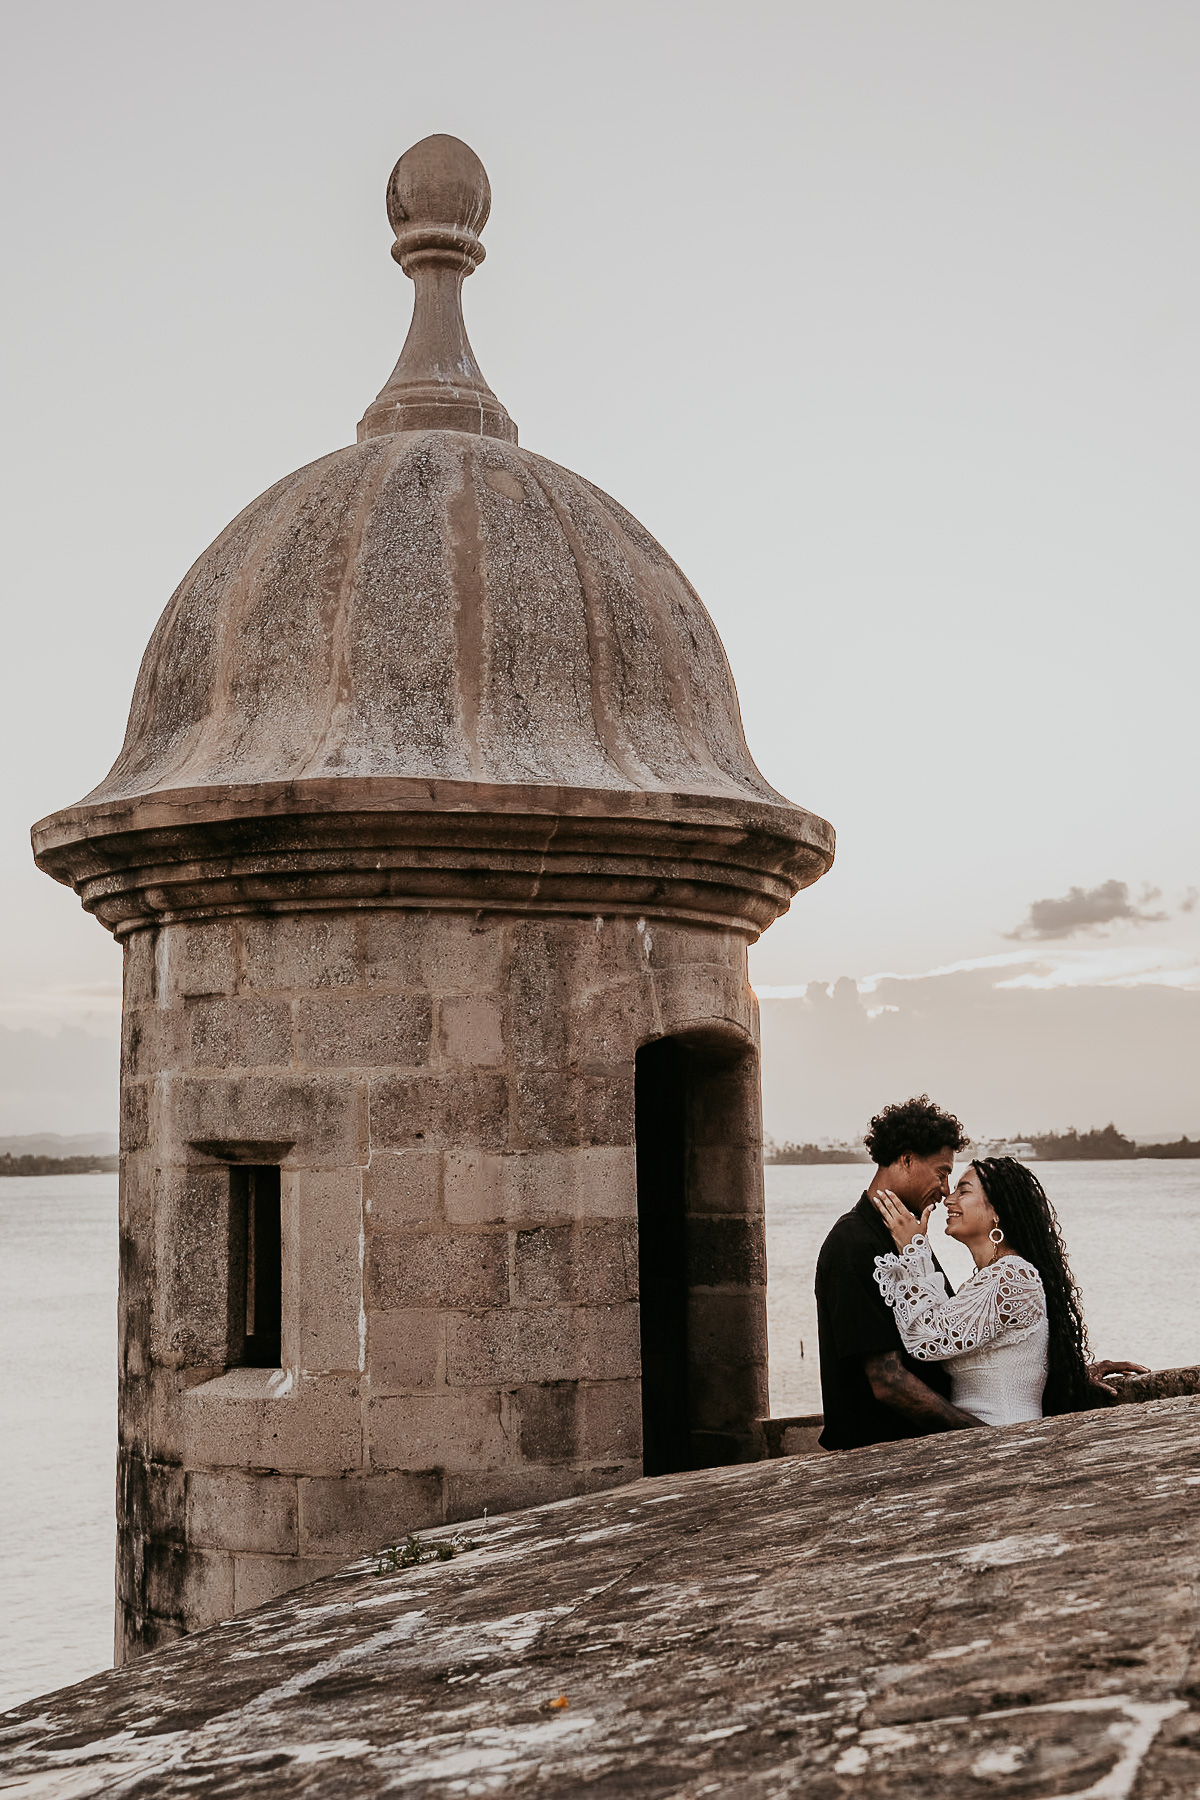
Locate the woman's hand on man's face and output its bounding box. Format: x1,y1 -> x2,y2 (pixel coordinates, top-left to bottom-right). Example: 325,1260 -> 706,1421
871,1188 -> 933,1249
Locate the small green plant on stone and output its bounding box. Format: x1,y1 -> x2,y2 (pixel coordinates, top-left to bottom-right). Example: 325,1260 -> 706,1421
376,1530 -> 477,1575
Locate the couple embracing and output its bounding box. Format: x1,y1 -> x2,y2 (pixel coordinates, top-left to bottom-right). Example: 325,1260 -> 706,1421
815,1095 -> 1144,1451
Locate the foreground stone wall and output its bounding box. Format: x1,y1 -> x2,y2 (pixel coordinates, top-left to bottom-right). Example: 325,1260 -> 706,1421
6,1396 -> 1199,1796
116,906 -> 767,1659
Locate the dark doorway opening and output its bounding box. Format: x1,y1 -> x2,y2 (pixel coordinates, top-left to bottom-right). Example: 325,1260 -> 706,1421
230,1165 -> 282,1367
634,1030 -> 767,1478
635,1038 -> 691,1477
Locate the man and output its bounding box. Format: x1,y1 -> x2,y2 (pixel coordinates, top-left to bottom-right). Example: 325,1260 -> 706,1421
815,1095 -> 981,1450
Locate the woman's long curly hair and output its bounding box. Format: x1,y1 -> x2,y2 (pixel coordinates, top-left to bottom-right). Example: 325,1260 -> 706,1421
972,1157 -> 1093,1413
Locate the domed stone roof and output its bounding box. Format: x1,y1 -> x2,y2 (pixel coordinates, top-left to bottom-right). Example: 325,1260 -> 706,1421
33,136 -> 833,937
86,429 -> 789,807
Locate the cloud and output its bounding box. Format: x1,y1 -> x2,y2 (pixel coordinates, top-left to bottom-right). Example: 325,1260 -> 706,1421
758,965 -> 1200,1142
756,944 -> 1200,1001
1182,887 -> 1199,915
1006,879 -> 1169,941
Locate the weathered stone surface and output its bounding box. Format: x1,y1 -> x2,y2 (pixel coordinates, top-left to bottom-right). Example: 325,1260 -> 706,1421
437,994 -> 505,1067
181,1371 -> 364,1474
442,1461 -> 632,1526
297,992 -> 432,1069
241,915 -> 361,995
230,1554 -> 345,1618
370,1070 -> 510,1151
1112,1363 -> 1200,1403
367,1231 -> 508,1311
510,1221 -> 638,1306
158,920 -> 240,1000
514,1070 -> 633,1149
579,1379 -> 642,1461
369,1389 -> 510,1473
139,1541 -> 233,1637
364,1150 -> 442,1226
445,1302 -> 641,1386
168,1072 -> 368,1167
367,1308 -> 444,1391
297,1472 -> 444,1556
185,1471 -> 299,1556
181,996 -> 294,1070
762,1412 -> 825,1457
5,1400 -> 1199,1797
291,1168 -> 364,1373
441,1147 -> 635,1225
150,1168 -> 238,1365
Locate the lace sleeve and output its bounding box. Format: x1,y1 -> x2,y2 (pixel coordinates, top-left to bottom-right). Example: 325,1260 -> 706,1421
874,1241 -> 1046,1361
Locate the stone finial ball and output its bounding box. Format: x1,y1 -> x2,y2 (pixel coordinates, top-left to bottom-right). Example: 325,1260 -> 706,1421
386,134 -> 492,238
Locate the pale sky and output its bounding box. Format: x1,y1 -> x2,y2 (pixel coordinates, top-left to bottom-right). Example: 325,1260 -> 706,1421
2,1 -> 1198,1135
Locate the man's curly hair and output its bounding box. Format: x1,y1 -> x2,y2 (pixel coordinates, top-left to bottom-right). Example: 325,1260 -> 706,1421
864,1094 -> 969,1166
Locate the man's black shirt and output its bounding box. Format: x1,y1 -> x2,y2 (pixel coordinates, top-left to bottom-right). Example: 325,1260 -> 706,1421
814,1192 -> 953,1450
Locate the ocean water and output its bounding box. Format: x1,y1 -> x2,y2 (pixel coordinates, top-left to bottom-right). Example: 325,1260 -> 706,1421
0,1176 -> 118,1714
2,1161 -> 1199,1711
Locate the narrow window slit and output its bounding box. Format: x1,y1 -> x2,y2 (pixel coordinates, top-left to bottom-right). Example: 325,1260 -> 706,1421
231,1165 -> 282,1368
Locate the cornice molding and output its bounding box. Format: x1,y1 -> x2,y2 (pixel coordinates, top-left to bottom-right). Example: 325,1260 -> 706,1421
32,777 -> 835,940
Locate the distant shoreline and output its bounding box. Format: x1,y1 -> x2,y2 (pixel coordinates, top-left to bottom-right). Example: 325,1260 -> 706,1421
765,1152 -> 1200,1166
0,1154 -> 118,1178
766,1124 -> 1200,1165
5,1131 -> 1198,1176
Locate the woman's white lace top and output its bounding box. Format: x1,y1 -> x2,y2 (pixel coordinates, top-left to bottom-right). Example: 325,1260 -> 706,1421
873,1237 -> 1049,1427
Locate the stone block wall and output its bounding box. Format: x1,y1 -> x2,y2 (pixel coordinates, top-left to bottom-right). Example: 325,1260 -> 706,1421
116,907 -> 767,1659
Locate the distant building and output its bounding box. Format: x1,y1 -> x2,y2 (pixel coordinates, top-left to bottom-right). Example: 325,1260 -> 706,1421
972,1140 -> 1039,1161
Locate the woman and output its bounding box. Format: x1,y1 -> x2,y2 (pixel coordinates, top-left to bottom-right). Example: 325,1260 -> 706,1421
870,1157 -> 1098,1426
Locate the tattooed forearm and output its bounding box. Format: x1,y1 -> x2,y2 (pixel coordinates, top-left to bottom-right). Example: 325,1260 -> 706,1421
862,1351 -> 984,1432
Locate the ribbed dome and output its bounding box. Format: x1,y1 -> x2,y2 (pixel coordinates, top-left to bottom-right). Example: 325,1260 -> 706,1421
88,428 -> 786,810
33,134 -> 833,938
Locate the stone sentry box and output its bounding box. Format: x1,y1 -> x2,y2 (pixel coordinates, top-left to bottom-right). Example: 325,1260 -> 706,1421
32,136 -> 834,1661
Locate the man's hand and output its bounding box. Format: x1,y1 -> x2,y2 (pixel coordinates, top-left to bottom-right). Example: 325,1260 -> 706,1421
862,1351 -> 984,1432
870,1189 -> 933,1251
1086,1358 -> 1150,1402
